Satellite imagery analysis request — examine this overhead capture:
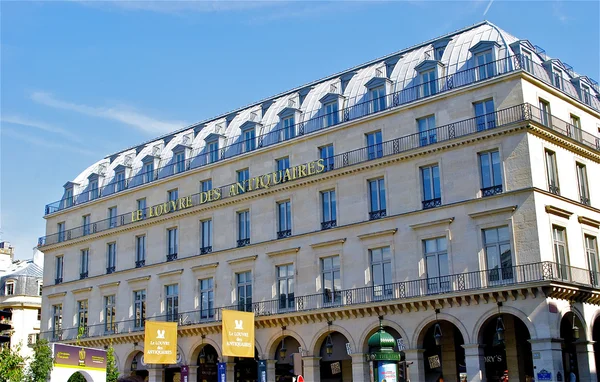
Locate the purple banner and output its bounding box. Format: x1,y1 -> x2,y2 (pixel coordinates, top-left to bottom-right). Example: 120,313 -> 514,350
54,343 -> 107,371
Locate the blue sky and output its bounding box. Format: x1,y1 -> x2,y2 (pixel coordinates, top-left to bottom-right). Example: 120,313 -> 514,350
1,0 -> 598,259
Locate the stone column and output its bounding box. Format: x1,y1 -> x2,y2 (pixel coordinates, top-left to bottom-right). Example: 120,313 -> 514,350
187,365 -> 198,382
403,349 -> 425,382
226,361 -> 236,382
575,341 -> 596,382
147,367 -> 165,382
441,324 -> 457,382
528,338 -> 564,381
462,344 -> 485,382
267,359 -> 277,382
302,356 -> 321,382
351,353 -> 369,381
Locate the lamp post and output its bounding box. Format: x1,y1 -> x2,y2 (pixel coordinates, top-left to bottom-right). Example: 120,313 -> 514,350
131,357 -> 138,371
280,326 -> 287,360
325,321 -> 334,356
495,316 -> 506,343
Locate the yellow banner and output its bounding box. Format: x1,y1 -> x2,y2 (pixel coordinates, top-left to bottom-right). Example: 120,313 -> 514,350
144,321 -> 178,364
222,310 -> 255,358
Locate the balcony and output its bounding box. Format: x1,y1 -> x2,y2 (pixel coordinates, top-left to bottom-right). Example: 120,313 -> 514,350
237,238 -> 250,248
39,261 -> 600,343
580,196 -> 591,206
277,230 -> 292,239
135,260 -> 145,268
106,266 -> 115,274
422,198 -> 442,210
321,220 -> 337,230
369,209 -> 386,221
481,185 -> 503,197
54,277 -> 63,284
166,253 -> 178,262
79,272 -> 88,280
38,103 -> 600,249
200,246 -> 212,255
44,54 -> 600,217
549,184 -> 560,195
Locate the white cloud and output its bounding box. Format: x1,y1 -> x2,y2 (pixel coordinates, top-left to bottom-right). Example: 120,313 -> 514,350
0,115 -> 82,143
483,0 -> 494,16
30,91 -> 187,135
1,128 -> 99,156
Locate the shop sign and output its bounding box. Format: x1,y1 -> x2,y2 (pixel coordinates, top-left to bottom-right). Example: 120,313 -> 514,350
144,321 -> 178,364
53,344 -> 107,371
377,362 -> 398,382
218,362 -> 227,382
181,365 -> 189,382
222,310 -> 255,358
368,352 -> 402,361
258,360 -> 267,382
537,369 -> 552,381
331,362 -> 342,375
428,355 -> 441,369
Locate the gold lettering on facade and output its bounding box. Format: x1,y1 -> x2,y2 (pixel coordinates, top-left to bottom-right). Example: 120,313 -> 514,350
298,164 -> 307,178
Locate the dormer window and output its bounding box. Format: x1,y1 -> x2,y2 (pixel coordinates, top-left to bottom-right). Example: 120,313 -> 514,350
522,50 -> 533,73
282,116 -> 295,141
582,84 -> 591,105
325,101 -> 339,127
553,68 -> 563,90
207,140 -> 219,163
421,70 -> 437,97
370,86 -> 385,113
475,50 -> 494,80
435,47 -> 445,61
432,37 -> 451,62
115,170 -> 126,192
144,161 -> 154,184
242,126 -> 256,152
89,179 -> 99,200
5,281 -> 15,296
64,187 -> 73,208
174,150 -> 186,174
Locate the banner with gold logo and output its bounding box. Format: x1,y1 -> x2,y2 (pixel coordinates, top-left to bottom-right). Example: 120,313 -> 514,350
144,321 -> 178,364
222,310 -> 255,358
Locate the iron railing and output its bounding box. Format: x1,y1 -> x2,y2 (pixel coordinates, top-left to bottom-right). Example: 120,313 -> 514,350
46,53 -> 600,215
38,261 -> 600,342
38,102 -> 599,248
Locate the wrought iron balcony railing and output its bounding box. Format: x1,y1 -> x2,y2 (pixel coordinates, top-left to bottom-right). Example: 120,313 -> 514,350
200,246 -> 212,255
135,260 -> 145,268
79,272 -> 88,280
237,238 -> 250,248
422,198 -> 442,210
549,184 -> 560,195
38,261 -> 600,343
167,253 -> 178,262
321,220 -> 337,230
106,266 -> 115,275
481,185 -> 503,197
277,230 -> 292,239
369,209 -> 387,221
38,103 -> 600,249
44,54 -> 599,216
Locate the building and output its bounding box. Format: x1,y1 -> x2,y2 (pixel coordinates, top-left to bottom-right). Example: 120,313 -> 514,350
0,241 -> 44,361
38,21 -> 600,382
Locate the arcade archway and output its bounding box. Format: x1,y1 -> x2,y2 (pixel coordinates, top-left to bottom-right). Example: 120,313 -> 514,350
418,320 -> 465,382
273,335 -> 302,381
560,311 -> 585,381
127,351 -> 149,380
317,330 -> 352,382
594,315 -> 600,382
197,344 -> 219,382
234,348 -> 259,382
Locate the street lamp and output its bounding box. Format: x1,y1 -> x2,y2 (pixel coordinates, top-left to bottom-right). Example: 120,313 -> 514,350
131,357 -> 138,371
495,316 -> 505,343
433,323 -> 443,346
280,326 -> 287,359
572,316 -> 580,340
199,334 -> 206,364
325,321 -> 334,356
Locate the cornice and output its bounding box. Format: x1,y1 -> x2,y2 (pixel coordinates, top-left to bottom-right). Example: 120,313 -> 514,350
157,269 -> 184,278
545,205 -> 573,220
227,255 -> 258,265
358,228 -> 398,240
192,262 -> 219,272
310,238 -> 346,249
72,287 -> 93,294
468,206 -> 517,219
98,281 -> 120,289
47,291 -> 67,299
127,275 -> 151,284
578,216 -> 600,229
266,247 -> 300,257
409,218 -> 454,230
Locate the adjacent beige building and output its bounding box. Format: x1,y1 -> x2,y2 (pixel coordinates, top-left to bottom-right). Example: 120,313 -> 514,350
38,21 -> 600,382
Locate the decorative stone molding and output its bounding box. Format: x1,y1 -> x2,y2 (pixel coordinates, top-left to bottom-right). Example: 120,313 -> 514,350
72,287 -> 93,294
127,275 -> 151,284
158,269 -> 184,278
310,238 -> 346,249
545,205 -> 573,219
578,216 -> 600,229
227,255 -> 258,265
266,247 -> 300,257
98,281 -> 120,289
358,229 -> 398,240
409,218 -> 454,230
192,262 -> 219,272
468,206 -> 517,219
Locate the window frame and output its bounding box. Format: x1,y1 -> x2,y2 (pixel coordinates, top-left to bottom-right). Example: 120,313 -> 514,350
552,225 -> 570,280
321,189 -> 337,229
80,249 -> 89,279
473,99 -> 496,131
482,226 -> 514,284
135,235 -> 146,267
423,237 -> 450,293
133,289 -> 146,329
576,162 -> 590,205
417,115 -> 437,146
236,271 -> 253,312
479,150 -> 503,196
165,284 -> 179,322
277,200 -> 292,238
201,219 -> 213,254
321,256 -> 341,305
319,144 -> 335,171
237,210 -> 250,246
421,164 -> 442,209
167,227 -> 178,260
106,242 -> 116,274
545,149 -> 560,195
370,247 -> 392,298
104,295 -> 116,333
276,264 -> 295,311
366,131 -> 383,159
199,278 -> 214,319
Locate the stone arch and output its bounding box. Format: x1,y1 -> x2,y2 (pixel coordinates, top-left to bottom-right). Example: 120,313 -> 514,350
265,328 -> 307,358
587,307 -> 600,341
123,349 -> 144,372
188,337 -> 222,364
358,319 -> 410,353
472,305 -> 537,342
558,305 -> 588,340
309,323 -> 357,356
413,312 -> 470,347
66,370 -> 93,381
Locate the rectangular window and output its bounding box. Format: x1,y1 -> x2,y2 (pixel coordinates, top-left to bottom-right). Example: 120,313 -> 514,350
319,144 -> 335,171
137,198 -> 146,219
421,165 -> 441,209
55,256 -> 63,283
539,99 -> 551,127
321,190 -> 337,230
277,201 -> 292,238
569,114 -> 582,141
582,84 -> 591,105
52,304 -> 62,339
199,278 -> 214,319
237,271 -> 252,312
368,178 -> 386,219
80,249 -> 89,279
545,150 -> 560,195
322,256 -> 341,304
77,300 -> 88,334
104,295 -> 116,333
167,228 -> 178,260
89,180 -> 99,200
483,226 -> 513,283
435,47 -> 445,60
475,50 -> 494,80
134,290 -> 146,329
576,163 -> 590,205
585,235 -> 599,286
277,264 -> 295,311
371,247 -> 392,298
107,242 -> 116,274
553,68 -> 563,89
237,211 -> 250,247
325,101 -> 339,127
201,219 -> 212,254
64,188 -> 73,208
366,131 -> 383,159
522,50 -> 533,73
237,168 -> 249,193
174,151 -> 186,173
370,86 -> 386,113
276,157 -> 290,172
144,161 -> 154,183
168,189 -> 178,202
37,308 -> 41,321
115,171 -> 126,192
201,179 -> 213,193
243,128 -> 256,152
424,237 -> 449,293
207,141 -> 219,163
5,282 -> 14,296
417,115 -> 436,146
108,207 -> 117,228
479,150 -> 503,196
421,70 -> 437,97
57,222 -> 65,243
82,215 -> 91,236
282,116 -> 295,141
165,284 -> 179,322
474,99 -> 496,131
552,226 -> 570,280
38,282 -> 43,296
135,235 -> 146,267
